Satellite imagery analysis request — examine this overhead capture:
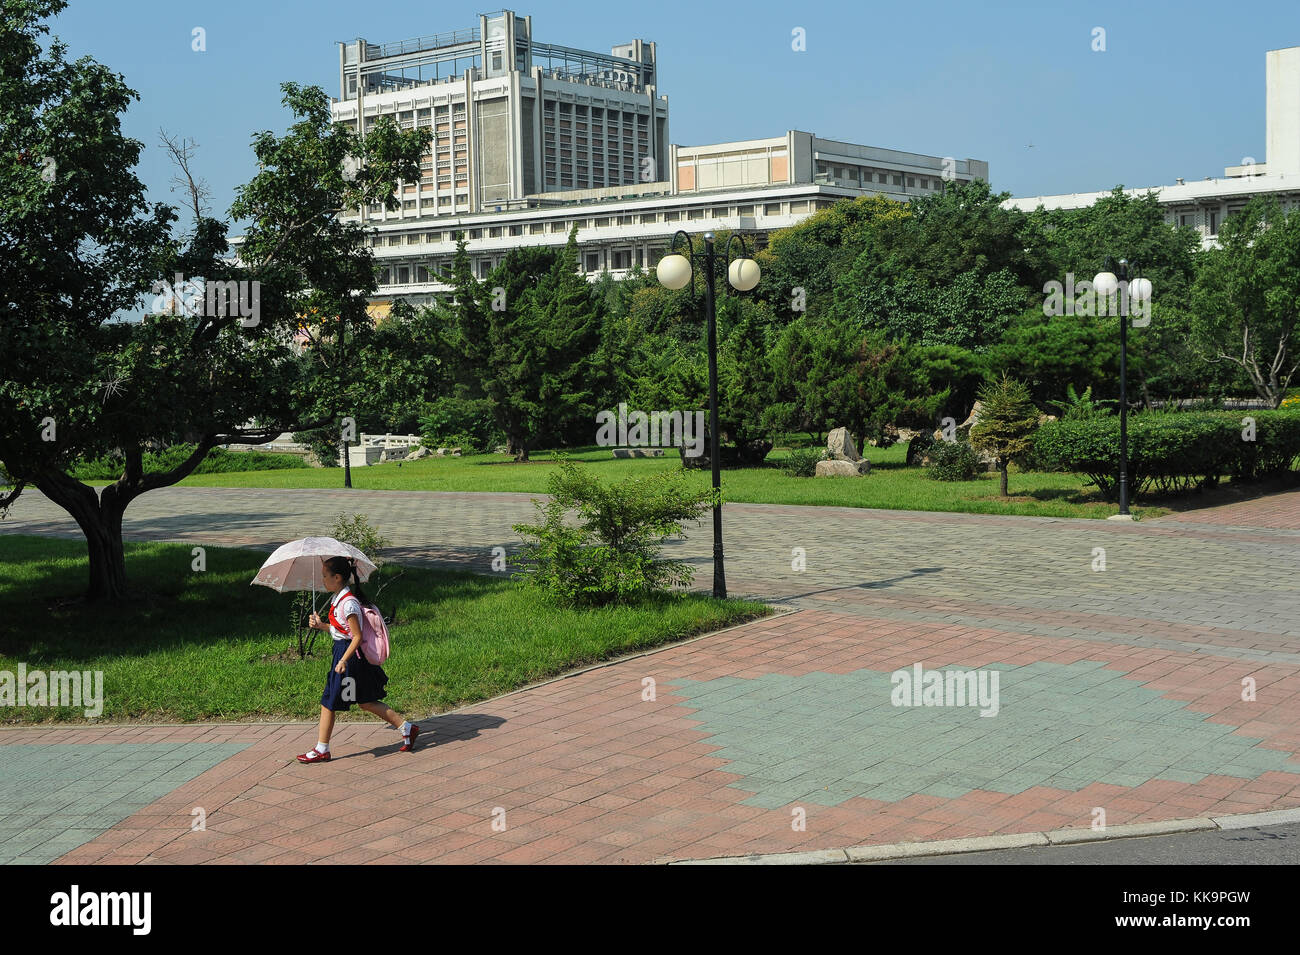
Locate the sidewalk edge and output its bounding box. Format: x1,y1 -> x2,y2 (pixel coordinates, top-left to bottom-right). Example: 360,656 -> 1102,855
662,808 -> 1299,865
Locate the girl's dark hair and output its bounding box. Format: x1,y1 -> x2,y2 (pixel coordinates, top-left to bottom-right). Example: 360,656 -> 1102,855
323,555 -> 370,606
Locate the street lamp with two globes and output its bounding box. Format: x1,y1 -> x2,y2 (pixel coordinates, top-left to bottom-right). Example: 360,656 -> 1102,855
655,230 -> 761,598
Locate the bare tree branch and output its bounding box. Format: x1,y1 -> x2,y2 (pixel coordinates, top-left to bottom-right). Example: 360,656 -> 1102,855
158,129 -> 211,231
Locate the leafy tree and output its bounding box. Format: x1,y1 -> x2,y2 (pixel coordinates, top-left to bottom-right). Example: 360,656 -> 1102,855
855,178 -> 1046,291
985,307 -> 1120,408
836,266 -> 1028,350
0,0 -> 424,604
1025,188 -> 1199,304
451,227 -> 600,459
1022,187 -> 1201,403
970,374 -> 1040,496
232,82 -> 429,485
768,316 -> 951,447
756,194 -> 909,323
1,1 -> 283,601
716,297 -> 778,464
1187,197 -> 1300,406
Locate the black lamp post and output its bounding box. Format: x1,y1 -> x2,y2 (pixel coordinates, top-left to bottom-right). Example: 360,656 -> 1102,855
655,230 -> 761,599
1093,257 -> 1153,519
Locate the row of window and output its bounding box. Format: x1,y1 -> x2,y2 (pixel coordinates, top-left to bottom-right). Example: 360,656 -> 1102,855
365,198 -> 821,244
377,245 -> 668,286
1171,208 -> 1234,236
815,161 -> 944,191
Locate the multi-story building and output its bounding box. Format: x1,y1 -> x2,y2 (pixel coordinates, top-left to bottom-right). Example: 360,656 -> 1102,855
335,9 -> 668,218
326,10 -> 988,312
1005,45 -> 1300,248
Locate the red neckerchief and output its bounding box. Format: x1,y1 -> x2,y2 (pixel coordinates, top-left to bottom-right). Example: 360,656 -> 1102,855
328,588 -> 354,637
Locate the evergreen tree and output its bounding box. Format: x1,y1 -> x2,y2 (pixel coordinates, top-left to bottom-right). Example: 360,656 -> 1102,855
970,374 -> 1040,496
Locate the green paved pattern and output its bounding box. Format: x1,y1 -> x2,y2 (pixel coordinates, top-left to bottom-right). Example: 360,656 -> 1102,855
669,662 -> 1300,810
0,742 -> 249,864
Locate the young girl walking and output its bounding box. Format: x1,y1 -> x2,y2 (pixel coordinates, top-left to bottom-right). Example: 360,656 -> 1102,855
296,555 -> 419,762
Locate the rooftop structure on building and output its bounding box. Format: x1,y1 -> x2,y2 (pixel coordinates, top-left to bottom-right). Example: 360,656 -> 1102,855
336,9 -> 667,217
1006,45 -> 1300,248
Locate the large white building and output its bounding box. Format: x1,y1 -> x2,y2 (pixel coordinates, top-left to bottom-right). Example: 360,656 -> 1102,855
1006,46 -> 1300,247
329,10 -> 988,311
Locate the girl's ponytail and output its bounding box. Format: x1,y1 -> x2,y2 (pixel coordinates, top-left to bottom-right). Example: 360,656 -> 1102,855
348,559 -> 372,607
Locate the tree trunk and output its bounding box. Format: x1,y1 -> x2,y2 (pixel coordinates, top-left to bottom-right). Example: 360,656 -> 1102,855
1000,461 -> 1009,497
509,433 -> 528,462
34,472 -> 130,602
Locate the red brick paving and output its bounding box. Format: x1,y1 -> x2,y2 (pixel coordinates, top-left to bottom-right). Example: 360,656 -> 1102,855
2,603 -> 1295,865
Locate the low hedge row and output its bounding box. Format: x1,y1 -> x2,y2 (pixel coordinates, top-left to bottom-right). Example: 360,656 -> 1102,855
1032,409 -> 1300,499
71,444 -> 308,480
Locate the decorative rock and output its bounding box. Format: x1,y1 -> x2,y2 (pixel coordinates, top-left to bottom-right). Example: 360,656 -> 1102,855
826,427 -> 862,462
435,448 -> 448,456
612,447 -> 665,458
406,446 -> 431,460
815,458 -> 871,478
451,447 -> 463,456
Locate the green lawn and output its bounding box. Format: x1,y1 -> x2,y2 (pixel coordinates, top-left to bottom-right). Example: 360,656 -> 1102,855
88,444 -> 1167,520
0,536 -> 768,724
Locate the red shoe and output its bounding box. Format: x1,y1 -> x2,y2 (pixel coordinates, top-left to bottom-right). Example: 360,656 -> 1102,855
296,748 -> 331,763
400,725 -> 420,752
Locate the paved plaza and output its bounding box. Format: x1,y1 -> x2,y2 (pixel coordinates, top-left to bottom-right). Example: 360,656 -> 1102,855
2,485 -> 1300,863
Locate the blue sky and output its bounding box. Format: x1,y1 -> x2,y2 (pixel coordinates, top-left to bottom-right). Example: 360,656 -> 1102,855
46,0 -> 1300,225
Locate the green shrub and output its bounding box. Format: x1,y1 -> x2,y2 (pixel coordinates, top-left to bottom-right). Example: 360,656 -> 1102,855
781,446 -> 825,477
512,458 -> 714,606
328,512 -> 391,565
419,397 -> 502,453
1033,409 -> 1300,499
424,432 -> 479,452
1050,384 -> 1114,421
927,440 -> 982,481
71,444 -> 308,480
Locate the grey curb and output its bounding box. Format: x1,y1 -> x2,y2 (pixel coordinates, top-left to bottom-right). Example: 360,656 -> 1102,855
663,807 -> 1300,864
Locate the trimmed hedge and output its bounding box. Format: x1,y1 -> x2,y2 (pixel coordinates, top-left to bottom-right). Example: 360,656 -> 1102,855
1032,409 -> 1300,499
71,444 -> 308,480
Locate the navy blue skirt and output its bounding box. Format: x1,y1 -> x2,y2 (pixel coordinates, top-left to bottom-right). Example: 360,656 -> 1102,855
320,638 -> 389,711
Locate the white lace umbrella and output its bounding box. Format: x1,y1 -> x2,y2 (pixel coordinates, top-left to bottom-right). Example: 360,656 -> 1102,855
251,536 -> 377,613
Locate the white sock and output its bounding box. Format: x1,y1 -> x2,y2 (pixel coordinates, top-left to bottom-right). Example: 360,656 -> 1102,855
315,742 -> 329,754
400,721 -> 412,737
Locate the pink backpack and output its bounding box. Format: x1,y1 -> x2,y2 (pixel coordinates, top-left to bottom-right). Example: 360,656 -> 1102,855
359,605 -> 391,665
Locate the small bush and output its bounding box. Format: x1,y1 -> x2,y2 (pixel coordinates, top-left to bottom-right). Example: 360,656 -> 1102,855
1051,384 -> 1114,421
424,431 -> 478,452
512,458 -> 714,606
329,512 -> 391,565
781,446 -> 825,477
927,441 -> 982,481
